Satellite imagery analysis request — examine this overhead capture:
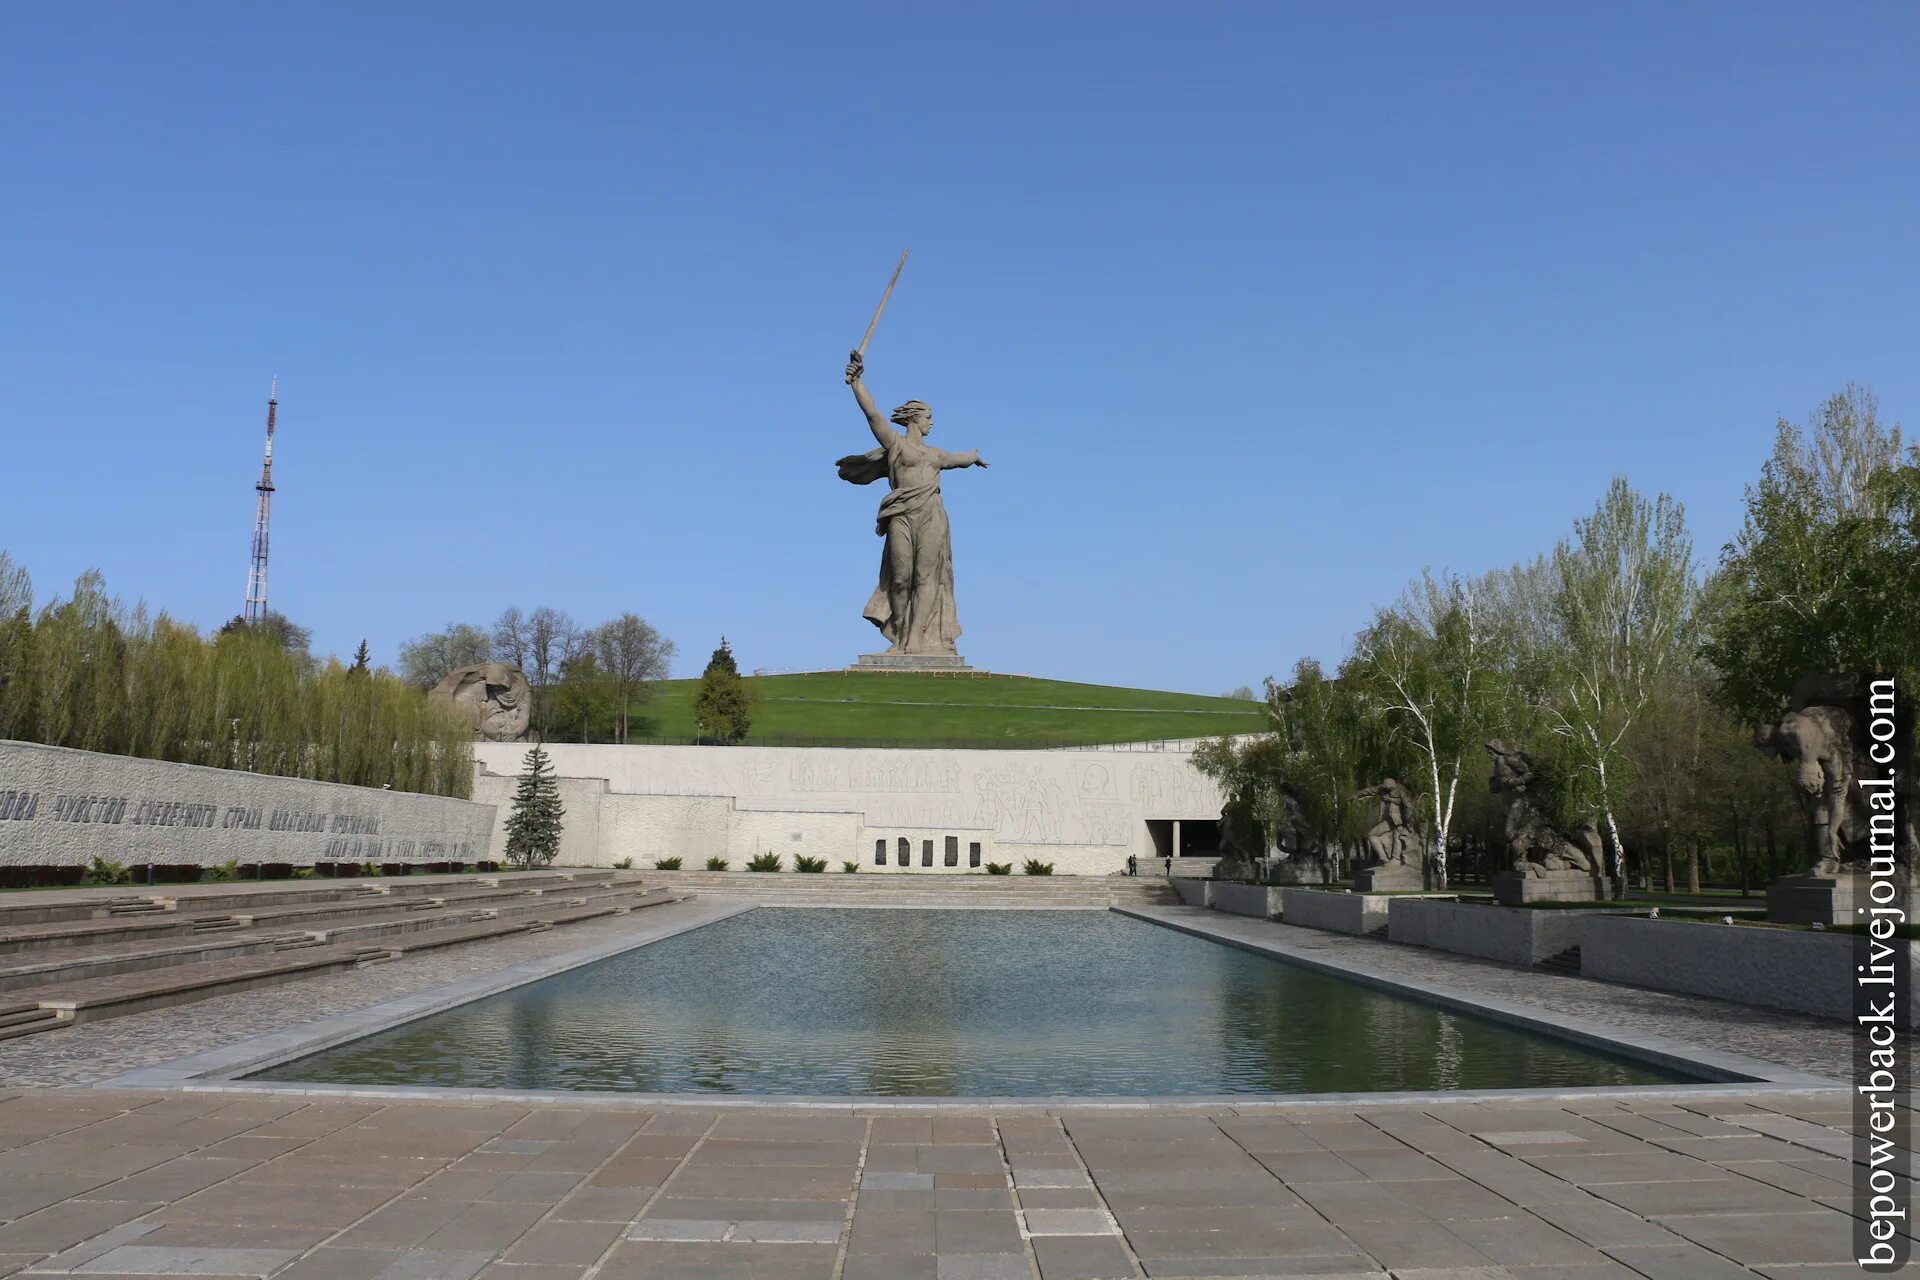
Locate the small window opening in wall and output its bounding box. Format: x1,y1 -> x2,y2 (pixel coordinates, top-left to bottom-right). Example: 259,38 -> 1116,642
968,842 -> 981,867
921,839 -> 933,867
898,837 -> 910,867
944,836 -> 958,866
875,838 -> 887,866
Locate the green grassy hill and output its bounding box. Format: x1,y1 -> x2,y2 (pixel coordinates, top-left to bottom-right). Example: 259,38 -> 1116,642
631,671 -> 1265,747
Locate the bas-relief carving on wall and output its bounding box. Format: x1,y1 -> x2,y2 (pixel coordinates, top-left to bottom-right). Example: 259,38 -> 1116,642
1074,805 -> 1133,846
1129,762 -> 1210,809
787,757 -> 964,795
1079,764 -> 1116,799
971,764 -> 1066,843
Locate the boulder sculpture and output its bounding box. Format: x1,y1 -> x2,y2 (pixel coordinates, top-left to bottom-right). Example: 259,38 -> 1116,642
430,662 -> 532,742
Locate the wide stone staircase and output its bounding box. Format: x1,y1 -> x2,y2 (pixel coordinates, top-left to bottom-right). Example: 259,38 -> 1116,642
0,870 -> 673,1042
638,869 -> 1182,909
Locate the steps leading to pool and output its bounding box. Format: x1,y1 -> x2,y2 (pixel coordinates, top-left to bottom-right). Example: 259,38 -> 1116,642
0,873 -> 670,1037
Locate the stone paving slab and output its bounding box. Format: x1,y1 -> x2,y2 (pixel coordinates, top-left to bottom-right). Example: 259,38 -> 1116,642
0,1088 -> 1900,1278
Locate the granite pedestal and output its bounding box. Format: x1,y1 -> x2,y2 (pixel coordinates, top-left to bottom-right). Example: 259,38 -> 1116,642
1767,872 -> 1920,925
1492,869 -> 1613,904
855,652 -> 974,671
1353,862 -> 1424,893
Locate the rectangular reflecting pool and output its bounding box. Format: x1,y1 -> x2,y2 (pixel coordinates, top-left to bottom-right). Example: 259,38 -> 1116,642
253,909 -> 1697,1095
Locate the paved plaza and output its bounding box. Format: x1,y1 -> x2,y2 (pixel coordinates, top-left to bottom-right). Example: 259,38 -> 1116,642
0,897 -> 1900,1277
0,1085 -> 1890,1280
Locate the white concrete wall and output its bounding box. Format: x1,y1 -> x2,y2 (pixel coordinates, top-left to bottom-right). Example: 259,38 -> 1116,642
471,771 -> 608,867
0,739 -> 496,868
472,741 -> 1223,876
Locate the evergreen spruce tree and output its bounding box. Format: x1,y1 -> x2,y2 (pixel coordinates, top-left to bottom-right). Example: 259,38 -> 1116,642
350,639 -> 370,675
691,637 -> 753,743
503,744 -> 566,869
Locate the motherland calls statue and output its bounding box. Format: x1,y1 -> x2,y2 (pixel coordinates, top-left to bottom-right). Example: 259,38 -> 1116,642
1485,740 -> 1609,902
430,662 -> 532,741
837,349 -> 989,663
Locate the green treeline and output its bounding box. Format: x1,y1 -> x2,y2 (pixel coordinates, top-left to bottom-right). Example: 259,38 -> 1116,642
1197,386 -> 1919,892
0,555 -> 472,799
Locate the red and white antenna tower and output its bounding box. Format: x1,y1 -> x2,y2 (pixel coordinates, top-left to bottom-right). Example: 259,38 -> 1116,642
243,378 -> 278,625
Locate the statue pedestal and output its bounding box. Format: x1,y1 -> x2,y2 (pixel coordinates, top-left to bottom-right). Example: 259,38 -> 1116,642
1353,863 -> 1424,893
1766,873 -> 1918,925
855,652 -> 974,671
1268,856 -> 1334,886
1492,870 -> 1613,905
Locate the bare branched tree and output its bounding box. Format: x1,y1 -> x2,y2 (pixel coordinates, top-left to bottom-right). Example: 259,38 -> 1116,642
593,614 -> 674,744
397,623 -> 491,688
529,607 -> 581,689
492,607 -> 530,673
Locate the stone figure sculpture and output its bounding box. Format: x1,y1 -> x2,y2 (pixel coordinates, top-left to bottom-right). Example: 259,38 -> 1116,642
838,350 -> 989,658
1219,795 -> 1276,863
1264,781 -> 1334,885
1755,704 -> 1867,877
430,662 -> 531,741
1751,674 -> 1915,923
1357,779 -> 1422,868
1485,741 -> 1602,878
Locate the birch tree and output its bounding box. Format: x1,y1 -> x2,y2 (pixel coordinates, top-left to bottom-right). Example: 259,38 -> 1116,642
1537,477 -> 1695,884
1269,658 -> 1379,873
1348,569 -> 1503,887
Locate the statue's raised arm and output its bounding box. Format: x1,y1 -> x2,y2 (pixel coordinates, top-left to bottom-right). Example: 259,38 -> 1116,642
844,351 -> 895,450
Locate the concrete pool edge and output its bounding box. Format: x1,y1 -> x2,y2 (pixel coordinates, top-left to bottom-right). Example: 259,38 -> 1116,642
1116,905 -> 1838,1091
95,896 -> 1842,1104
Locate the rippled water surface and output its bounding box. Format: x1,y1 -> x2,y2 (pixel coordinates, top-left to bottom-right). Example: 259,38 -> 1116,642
257,909 -> 1692,1095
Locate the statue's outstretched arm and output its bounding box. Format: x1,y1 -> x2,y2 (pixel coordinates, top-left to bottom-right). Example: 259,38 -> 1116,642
844,350 -> 895,449
937,448 -> 988,470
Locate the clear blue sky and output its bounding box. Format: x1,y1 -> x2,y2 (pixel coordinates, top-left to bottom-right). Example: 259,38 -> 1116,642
2,3 -> 1914,692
